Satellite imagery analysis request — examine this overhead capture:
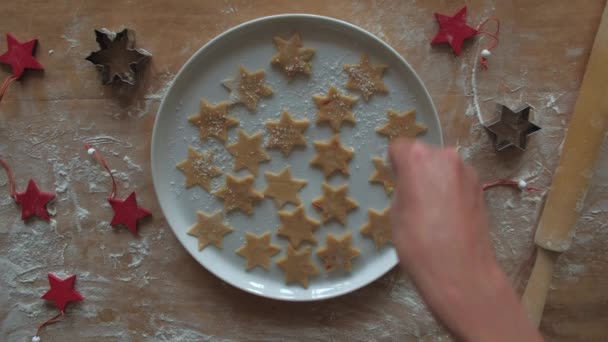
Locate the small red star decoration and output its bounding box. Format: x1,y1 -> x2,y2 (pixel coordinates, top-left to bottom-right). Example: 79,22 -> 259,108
108,191 -> 151,235
41,274 -> 84,312
0,33 -> 44,78
431,6 -> 478,56
15,179 -> 55,221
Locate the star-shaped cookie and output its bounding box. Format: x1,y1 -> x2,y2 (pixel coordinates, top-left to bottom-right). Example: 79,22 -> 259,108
343,54 -> 388,101
360,208 -> 391,248
276,245 -> 319,288
310,135 -> 354,178
277,205 -> 320,248
485,104 -> 541,151
316,233 -> 360,272
376,109 -> 427,141
313,85 -> 358,132
188,99 -> 239,143
369,157 -> 395,194
176,146 -> 222,192
263,167 -> 307,208
222,66 -> 273,111
187,211 -> 233,250
227,130 -> 270,176
236,232 -> 281,271
214,174 -> 263,215
271,33 -> 315,78
265,111 -> 309,156
312,183 -> 358,225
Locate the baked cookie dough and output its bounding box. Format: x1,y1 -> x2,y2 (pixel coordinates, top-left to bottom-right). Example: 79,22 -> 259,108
376,109 -> 427,141
312,182 -> 358,225
276,245 -> 319,288
343,54 -> 388,101
369,157 -> 395,194
265,110 -> 309,156
313,85 -> 357,132
214,174 -> 263,215
187,211 -> 233,250
271,33 -> 315,78
360,208 -> 392,248
310,135 -> 354,178
227,130 -> 270,176
176,146 -> 222,192
188,99 -> 239,143
277,205 -> 320,248
263,167 -> 307,208
236,232 -> 281,271
316,233 -> 360,272
222,66 -> 273,111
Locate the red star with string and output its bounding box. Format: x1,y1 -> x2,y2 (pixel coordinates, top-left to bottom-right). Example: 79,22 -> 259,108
108,191 -> 151,235
0,33 -> 44,78
41,274 -> 84,312
15,179 -> 55,221
431,6 -> 478,56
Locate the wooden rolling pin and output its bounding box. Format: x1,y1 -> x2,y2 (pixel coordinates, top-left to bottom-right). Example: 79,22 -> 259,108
522,3 -> 608,326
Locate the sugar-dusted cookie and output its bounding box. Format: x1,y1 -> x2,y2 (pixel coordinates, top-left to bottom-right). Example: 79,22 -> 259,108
188,99 -> 239,143
343,54 -> 388,101
271,33 -> 315,78
265,111 -> 309,156
176,146 -> 222,192
313,85 -> 357,132
222,66 -> 273,111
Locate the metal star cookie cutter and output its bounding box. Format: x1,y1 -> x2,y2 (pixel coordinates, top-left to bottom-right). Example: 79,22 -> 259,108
85,28 -> 151,85
484,103 -> 541,151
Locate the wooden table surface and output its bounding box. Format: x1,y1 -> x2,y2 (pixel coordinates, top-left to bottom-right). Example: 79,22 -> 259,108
1,1 -> 607,341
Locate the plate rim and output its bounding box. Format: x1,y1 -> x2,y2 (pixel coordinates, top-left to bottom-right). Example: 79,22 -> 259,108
151,13 -> 442,301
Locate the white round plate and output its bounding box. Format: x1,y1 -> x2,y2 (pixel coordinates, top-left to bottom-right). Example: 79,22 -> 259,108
152,14 -> 442,301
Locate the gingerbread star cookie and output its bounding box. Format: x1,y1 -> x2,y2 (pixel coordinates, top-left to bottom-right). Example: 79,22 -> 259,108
265,111 -> 309,156
276,245 -> 319,288
236,232 -> 281,271
176,146 -> 222,192
376,109 -> 427,141
312,183 -> 358,225
277,205 -> 320,248
187,211 -> 233,250
317,233 -> 360,272
313,85 -> 358,132
343,54 -> 388,101
188,99 -> 239,143
263,167 -> 307,208
310,135 -> 354,178
369,157 -> 395,194
360,208 -> 392,248
271,33 -> 315,78
227,130 -> 270,176
222,66 -> 273,111
214,174 -> 263,215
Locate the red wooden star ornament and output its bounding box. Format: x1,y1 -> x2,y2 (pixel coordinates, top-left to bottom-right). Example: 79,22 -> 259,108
0,33 -> 44,103
0,159 -> 55,221
431,6 -> 478,56
86,144 -> 151,235
34,273 -> 84,341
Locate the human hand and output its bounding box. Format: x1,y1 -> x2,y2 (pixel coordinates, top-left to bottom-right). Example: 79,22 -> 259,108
388,140 -> 542,342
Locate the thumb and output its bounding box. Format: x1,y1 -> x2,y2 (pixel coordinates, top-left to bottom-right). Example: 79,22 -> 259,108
388,139 -> 415,178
